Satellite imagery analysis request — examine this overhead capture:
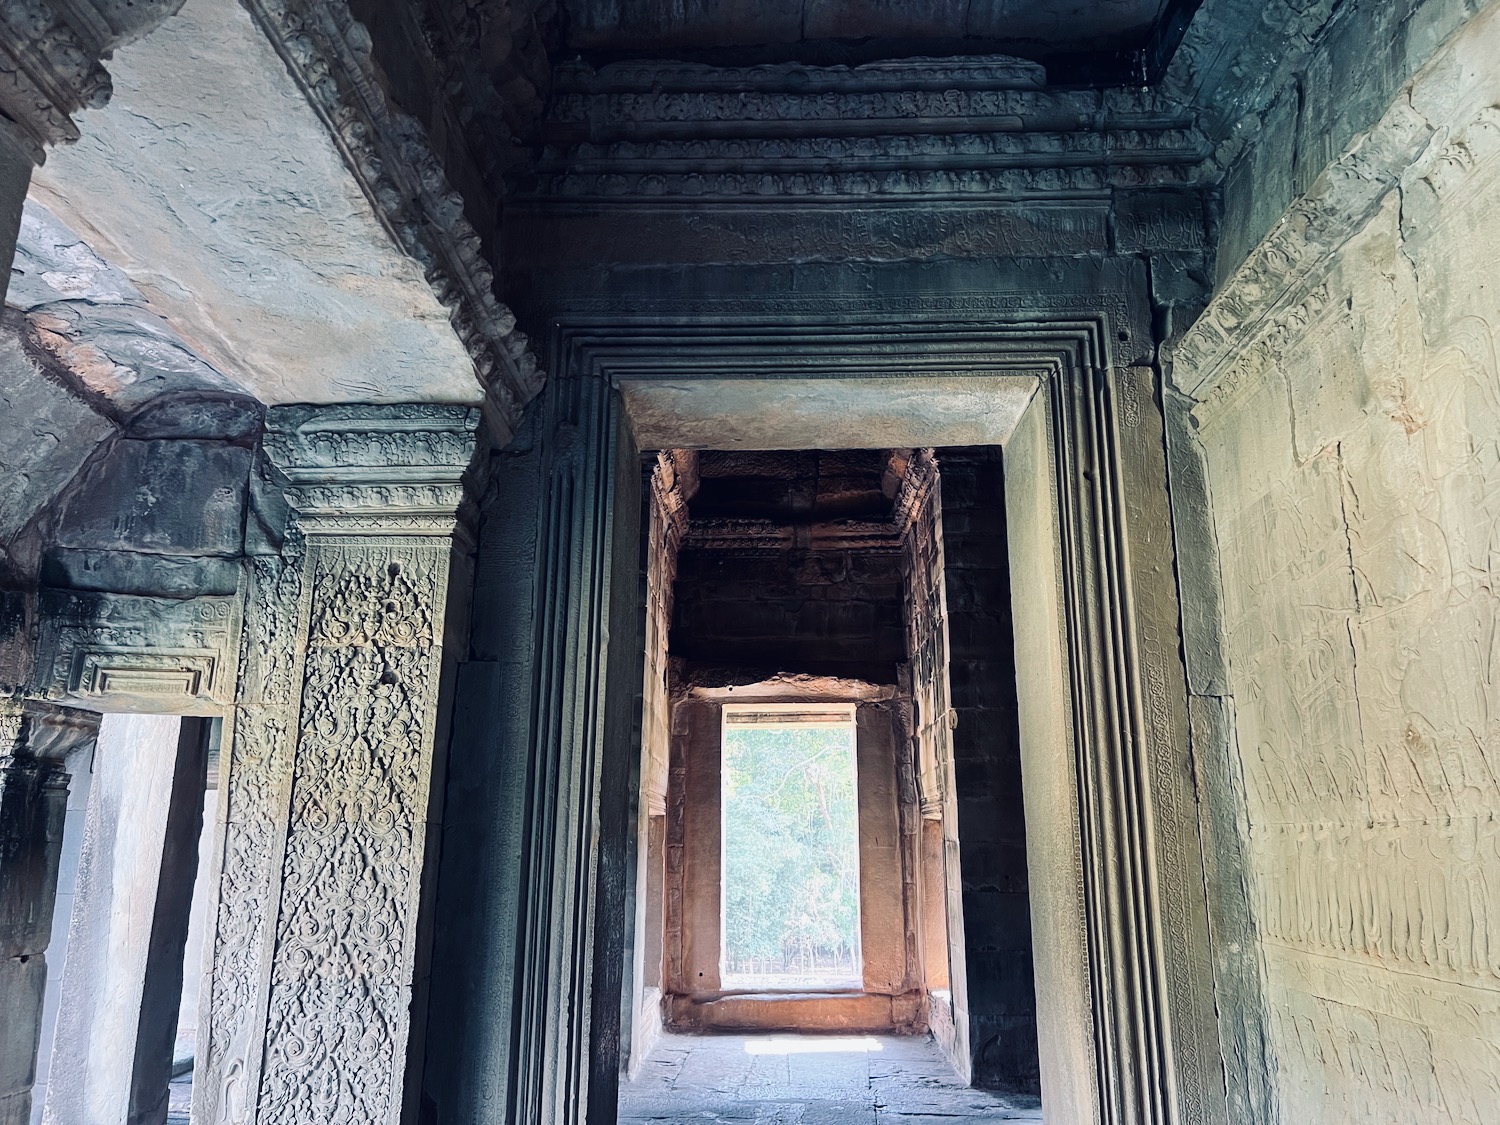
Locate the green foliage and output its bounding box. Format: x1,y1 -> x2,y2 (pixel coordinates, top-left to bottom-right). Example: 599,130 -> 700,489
722,724 -> 861,981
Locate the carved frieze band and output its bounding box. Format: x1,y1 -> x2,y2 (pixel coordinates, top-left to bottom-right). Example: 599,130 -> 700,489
535,57 -> 1210,202
238,0 -> 542,440
1172,54 -> 1500,406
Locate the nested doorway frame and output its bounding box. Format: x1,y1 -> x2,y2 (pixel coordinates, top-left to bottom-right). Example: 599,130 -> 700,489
509,293 -> 1229,1125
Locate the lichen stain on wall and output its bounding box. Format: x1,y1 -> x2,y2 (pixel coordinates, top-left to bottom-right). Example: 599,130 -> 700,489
1190,131 -> 1500,1125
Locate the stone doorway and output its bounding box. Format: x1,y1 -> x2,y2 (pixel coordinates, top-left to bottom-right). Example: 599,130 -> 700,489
426,295 -> 1227,1125
619,438 -> 1042,1117
624,443 -> 1038,1099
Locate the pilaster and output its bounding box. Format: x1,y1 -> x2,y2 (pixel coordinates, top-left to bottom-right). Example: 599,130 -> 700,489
43,715 -> 211,1125
0,698 -> 98,1125
194,404 -> 481,1125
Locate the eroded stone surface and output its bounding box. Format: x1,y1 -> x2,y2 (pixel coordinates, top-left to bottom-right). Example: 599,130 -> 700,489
29,0 -> 479,408
1175,8 -> 1500,1119
0,329 -> 111,556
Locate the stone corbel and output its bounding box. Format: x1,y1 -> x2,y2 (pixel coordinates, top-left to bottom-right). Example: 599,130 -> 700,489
195,402 -> 482,1125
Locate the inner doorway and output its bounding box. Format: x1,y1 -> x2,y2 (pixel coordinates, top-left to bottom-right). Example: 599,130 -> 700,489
620,445 -> 1041,1115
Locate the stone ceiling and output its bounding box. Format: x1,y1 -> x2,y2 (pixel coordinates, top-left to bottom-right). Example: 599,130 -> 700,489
27,0 -> 480,411
0,0 -> 1371,452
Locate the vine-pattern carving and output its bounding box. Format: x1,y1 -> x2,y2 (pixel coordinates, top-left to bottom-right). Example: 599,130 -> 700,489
255,545 -> 443,1124
195,552 -> 304,1125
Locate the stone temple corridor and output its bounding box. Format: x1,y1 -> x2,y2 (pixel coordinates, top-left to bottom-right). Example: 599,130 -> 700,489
4,0 -> 1500,1123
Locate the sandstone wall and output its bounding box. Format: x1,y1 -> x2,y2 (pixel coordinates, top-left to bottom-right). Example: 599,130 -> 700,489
671,547 -> 906,684
1176,9 -> 1500,1119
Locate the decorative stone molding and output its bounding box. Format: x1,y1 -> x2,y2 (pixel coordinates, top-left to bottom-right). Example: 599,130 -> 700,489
485,284 -> 1223,1124
1168,44 -> 1500,402
196,401 -> 479,1125
262,402 -> 484,539
0,0 -> 183,158
240,0 -> 542,442
534,56 -> 1210,203
32,589 -> 241,713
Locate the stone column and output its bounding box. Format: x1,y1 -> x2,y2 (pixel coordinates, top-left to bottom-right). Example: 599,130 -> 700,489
194,404 -> 480,1125
0,127 -> 31,311
43,714 -> 210,1125
0,699 -> 98,1125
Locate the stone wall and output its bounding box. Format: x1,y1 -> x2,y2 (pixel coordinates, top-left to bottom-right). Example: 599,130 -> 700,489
1173,7 -> 1500,1119
671,548 -> 905,684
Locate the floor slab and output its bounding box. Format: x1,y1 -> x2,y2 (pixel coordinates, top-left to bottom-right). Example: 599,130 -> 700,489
619,1032 -> 1043,1123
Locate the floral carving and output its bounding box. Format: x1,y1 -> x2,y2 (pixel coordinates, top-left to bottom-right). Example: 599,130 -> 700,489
198,405 -> 474,1124
533,57 -> 1209,203
256,546 -> 444,1124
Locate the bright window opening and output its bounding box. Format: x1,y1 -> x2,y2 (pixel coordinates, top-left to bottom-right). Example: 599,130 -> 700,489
720,704 -> 861,990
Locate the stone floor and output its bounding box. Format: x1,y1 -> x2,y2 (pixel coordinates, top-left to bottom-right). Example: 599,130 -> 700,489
618,1032 -> 1044,1123
166,1073 -> 191,1124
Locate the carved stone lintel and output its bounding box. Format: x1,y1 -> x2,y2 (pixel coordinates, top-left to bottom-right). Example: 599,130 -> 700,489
32,590 -> 242,714
196,403 -> 479,1125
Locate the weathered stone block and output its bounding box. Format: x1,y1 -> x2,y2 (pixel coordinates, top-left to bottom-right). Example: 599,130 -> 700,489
41,547 -> 241,598
54,439 -> 249,557
125,394 -> 262,442
0,329 -> 114,545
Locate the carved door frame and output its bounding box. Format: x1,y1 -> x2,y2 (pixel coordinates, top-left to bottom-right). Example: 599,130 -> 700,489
511,285 -> 1229,1125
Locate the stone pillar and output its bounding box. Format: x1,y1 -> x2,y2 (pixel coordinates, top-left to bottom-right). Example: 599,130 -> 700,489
0,127 -> 31,311
42,715 -> 209,1125
0,700 -> 97,1125
194,404 -> 480,1125
939,448 -> 1038,1093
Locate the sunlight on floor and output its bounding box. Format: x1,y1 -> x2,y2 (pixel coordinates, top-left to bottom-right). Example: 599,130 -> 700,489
742,1035 -> 884,1055
620,1032 -> 1044,1123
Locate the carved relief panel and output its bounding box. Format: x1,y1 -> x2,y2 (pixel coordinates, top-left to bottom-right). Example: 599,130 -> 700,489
194,404 -> 479,1125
